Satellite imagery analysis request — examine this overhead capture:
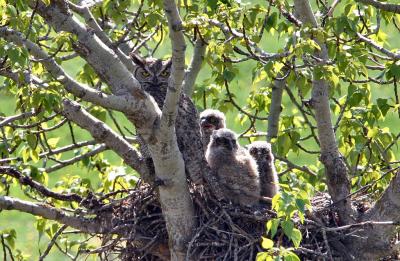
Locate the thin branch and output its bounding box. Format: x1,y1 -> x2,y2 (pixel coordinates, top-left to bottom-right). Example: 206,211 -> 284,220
0,196 -> 105,234
0,109 -> 38,128
356,0 -> 400,14
224,80 -> 268,120
0,140 -> 97,164
39,224 -> 68,261
45,144 -> 107,173
207,18 -> 290,60
68,2 -> 136,72
0,27 -> 146,113
274,155 -> 317,177
0,166 -> 83,202
357,33 -> 400,60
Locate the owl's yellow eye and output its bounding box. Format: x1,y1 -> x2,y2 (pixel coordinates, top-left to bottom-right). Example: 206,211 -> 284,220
141,71 -> 150,77
160,71 -> 169,77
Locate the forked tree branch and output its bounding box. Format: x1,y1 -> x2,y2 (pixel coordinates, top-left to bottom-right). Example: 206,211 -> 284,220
26,0 -> 141,96
152,0 -> 196,259
68,2 -> 137,72
0,27 -> 146,113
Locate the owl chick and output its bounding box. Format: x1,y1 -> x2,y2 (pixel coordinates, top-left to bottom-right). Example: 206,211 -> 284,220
199,109 -> 226,149
247,141 -> 279,199
130,53 -> 205,185
206,128 -> 260,206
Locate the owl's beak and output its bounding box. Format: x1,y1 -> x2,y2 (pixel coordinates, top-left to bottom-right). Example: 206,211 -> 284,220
151,77 -> 161,86
201,119 -> 215,130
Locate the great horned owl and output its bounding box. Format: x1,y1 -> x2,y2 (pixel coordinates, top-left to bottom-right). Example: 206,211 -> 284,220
206,128 -> 260,206
130,53 -> 205,184
247,141 -> 279,198
199,109 -> 226,150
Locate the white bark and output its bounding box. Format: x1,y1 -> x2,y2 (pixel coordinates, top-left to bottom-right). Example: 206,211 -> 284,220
183,39 -> 207,97
356,0 -> 400,14
62,99 -> 150,178
148,0 -> 195,259
68,2 -> 137,72
0,27 -> 153,115
27,1 -> 140,96
0,196 -> 104,233
294,0 -> 353,224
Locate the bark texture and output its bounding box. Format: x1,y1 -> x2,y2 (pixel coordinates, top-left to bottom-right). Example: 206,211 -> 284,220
346,172 -> 400,260
267,75 -> 285,141
294,0 -> 353,224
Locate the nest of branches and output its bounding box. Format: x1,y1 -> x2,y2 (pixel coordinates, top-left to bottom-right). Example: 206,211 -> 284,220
95,182 -> 373,261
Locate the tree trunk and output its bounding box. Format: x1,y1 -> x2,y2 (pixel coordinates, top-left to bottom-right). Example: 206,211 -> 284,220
293,0 -> 353,224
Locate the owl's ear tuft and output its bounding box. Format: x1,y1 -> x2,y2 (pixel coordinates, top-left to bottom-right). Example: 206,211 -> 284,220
130,52 -> 145,68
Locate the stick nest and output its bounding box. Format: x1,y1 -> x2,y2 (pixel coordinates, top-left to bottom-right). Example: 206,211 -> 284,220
96,184 -> 379,260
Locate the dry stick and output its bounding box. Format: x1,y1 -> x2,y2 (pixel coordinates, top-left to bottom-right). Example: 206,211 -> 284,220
322,229 -> 334,261
39,224 -> 68,261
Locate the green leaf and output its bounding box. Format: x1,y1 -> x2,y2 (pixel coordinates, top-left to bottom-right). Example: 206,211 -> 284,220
207,0 -> 218,10
290,228 -> 302,248
26,133 -> 37,149
47,137 -> 60,149
281,220 -> 294,238
377,98 -> 390,116
223,69 -> 236,82
283,251 -> 301,261
267,219 -> 280,238
256,252 -> 270,261
265,12 -> 278,31
261,237 -> 274,249
30,150 -> 39,163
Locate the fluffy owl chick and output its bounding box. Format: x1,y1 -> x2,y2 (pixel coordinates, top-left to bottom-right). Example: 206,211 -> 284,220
206,128 -> 260,206
200,109 -> 226,149
247,141 -> 279,199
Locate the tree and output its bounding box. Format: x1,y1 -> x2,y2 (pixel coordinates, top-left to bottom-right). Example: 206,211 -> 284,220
1,0 -> 400,260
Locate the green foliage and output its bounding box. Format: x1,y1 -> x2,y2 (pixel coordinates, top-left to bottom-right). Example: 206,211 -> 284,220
1,0 -> 400,259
